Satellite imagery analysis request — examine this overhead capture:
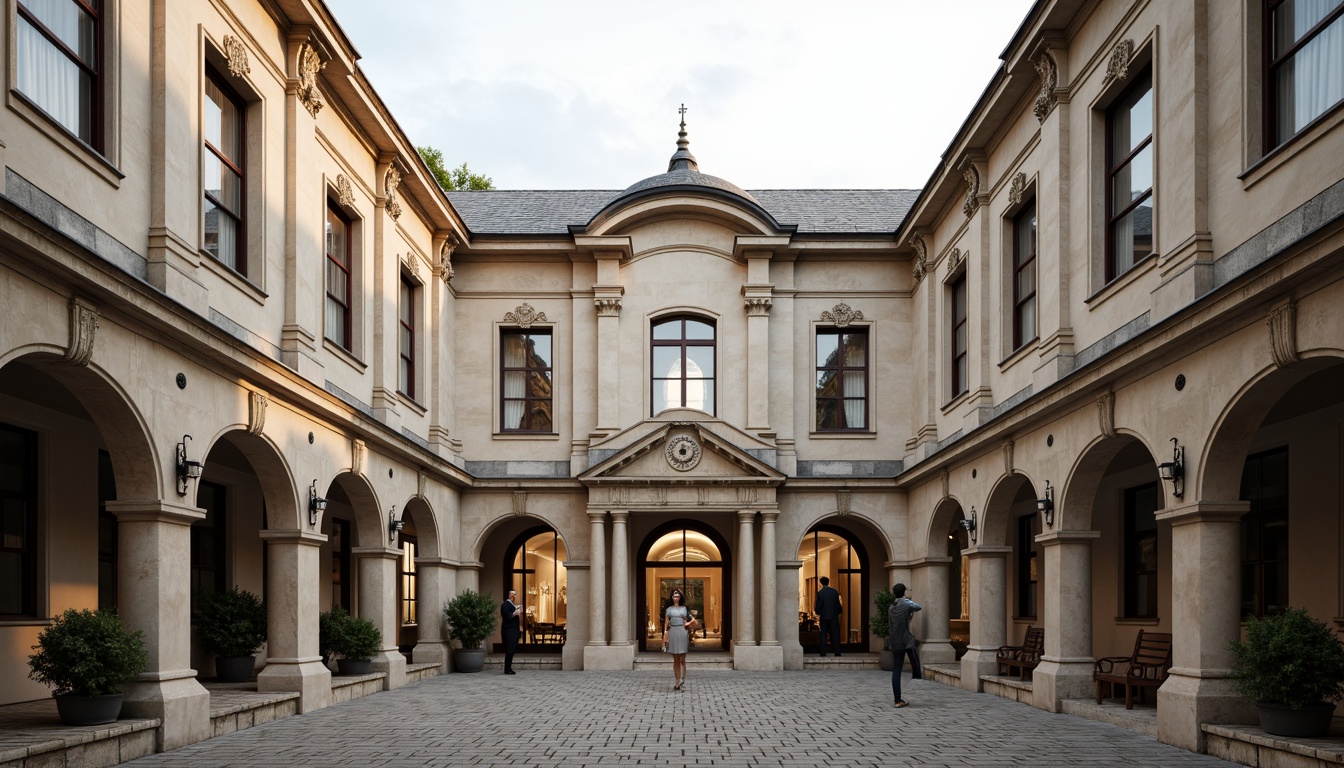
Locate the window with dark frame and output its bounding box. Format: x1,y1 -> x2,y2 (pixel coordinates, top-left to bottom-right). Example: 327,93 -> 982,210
651,317 -> 716,417
1012,201 -> 1038,350
15,0 -> 102,149
0,423 -> 38,619
501,329 -> 553,432
330,517 -> 351,611
815,328 -> 868,431
1266,0 -> 1344,151
398,536 -> 417,627
191,480 -> 228,598
1016,513 -> 1038,619
950,275 -> 969,399
1240,446 -> 1289,618
203,66 -> 246,273
1106,68 -> 1154,283
398,274 -> 416,399
324,202 -> 353,350
1123,482 -> 1159,619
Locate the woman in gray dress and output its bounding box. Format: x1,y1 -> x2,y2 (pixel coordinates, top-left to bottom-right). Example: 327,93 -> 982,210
662,589 -> 696,690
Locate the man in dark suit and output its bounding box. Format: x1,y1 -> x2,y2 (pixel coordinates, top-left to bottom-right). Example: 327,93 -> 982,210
501,589 -> 521,674
815,576 -> 843,657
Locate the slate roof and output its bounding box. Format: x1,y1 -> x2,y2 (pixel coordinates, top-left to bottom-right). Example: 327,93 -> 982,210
446,188 -> 920,236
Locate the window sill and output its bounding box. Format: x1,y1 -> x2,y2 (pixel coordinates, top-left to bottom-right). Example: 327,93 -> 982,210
1241,99 -> 1344,190
1113,617 -> 1161,626
7,89 -> 123,188
809,430 -> 877,439
395,391 -> 426,416
940,388 -> 972,415
997,339 -> 1039,370
492,432 -> 561,440
1083,255 -> 1157,310
199,251 -> 267,306
323,339 -> 367,373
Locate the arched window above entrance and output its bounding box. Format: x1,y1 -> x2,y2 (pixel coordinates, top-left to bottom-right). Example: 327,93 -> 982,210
651,316 -> 716,416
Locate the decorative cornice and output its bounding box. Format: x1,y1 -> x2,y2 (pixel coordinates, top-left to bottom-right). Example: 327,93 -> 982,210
504,303 -> 548,327
336,174 -> 355,207
384,166 -> 403,221
1096,390 -> 1117,439
297,43 -> 325,119
744,297 -> 772,316
1268,300 -> 1300,367
1104,39 -> 1135,87
962,166 -> 981,218
1034,51 -> 1059,123
820,302 -> 864,327
222,35 -> 250,78
594,297 -> 622,317
1008,172 -> 1027,207
247,391 -> 267,436
63,297 -> 99,366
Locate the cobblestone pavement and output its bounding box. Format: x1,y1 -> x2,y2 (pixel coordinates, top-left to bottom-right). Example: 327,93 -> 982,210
125,671 -> 1238,767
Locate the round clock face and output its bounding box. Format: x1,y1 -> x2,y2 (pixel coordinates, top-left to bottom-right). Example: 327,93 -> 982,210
665,434 -> 702,471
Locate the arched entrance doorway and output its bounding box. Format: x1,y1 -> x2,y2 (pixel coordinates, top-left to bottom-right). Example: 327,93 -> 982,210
797,525 -> 869,654
502,526 -> 569,652
638,521 -> 731,652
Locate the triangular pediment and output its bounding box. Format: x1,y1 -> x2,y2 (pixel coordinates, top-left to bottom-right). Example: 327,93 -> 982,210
580,419 -> 784,485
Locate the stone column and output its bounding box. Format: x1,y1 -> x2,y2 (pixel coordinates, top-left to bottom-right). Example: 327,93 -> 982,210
730,509 -> 784,671
584,511 -> 618,669
959,545 -> 1011,692
759,510 -> 779,645
1156,501 -> 1255,752
354,546 -> 407,689
412,558 -> 455,672
256,528 -> 331,714
735,510 -> 757,647
1032,530 -> 1099,712
107,500 -> 211,749
911,556 -> 956,664
606,511 -> 635,667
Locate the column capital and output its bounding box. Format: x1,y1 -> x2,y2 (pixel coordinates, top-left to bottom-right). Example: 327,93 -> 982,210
352,546 -> 402,559
908,556 -> 953,567
963,545 -> 1013,559
588,509 -> 608,522
1035,530 -> 1101,546
610,510 -> 630,523
259,528 -> 328,546
413,557 -> 457,570
106,499 -> 205,525
759,510 -> 779,523
1155,500 -> 1250,525
737,509 -> 758,523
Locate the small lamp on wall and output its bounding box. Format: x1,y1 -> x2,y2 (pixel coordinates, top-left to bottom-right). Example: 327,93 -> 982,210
308,480 -> 327,526
388,505 -> 405,543
1036,481 -> 1055,527
175,434 -> 203,496
960,507 -> 978,545
1157,438 -> 1185,499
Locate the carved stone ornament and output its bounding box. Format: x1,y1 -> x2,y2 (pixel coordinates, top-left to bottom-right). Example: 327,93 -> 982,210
297,43 -> 325,119
247,391 -> 267,436
836,490 -> 852,517
1002,440 -> 1015,476
1104,39 -> 1135,86
222,35 -> 251,78
336,174 -> 355,207
910,234 -> 928,283
1097,390 -> 1118,439
512,491 -> 527,516
946,248 -> 967,276
820,302 -> 864,327
352,438 -> 367,476
665,434 -> 702,472
962,166 -> 981,218
940,468 -> 950,500
439,236 -> 457,284
1268,300 -> 1300,367
594,297 -> 622,317
63,297 -> 99,366
504,303 -> 548,328
744,297 -> 772,316
1008,172 -> 1028,207
737,487 -> 759,504
384,167 -> 403,221
417,471 -> 427,500
1034,52 -> 1059,123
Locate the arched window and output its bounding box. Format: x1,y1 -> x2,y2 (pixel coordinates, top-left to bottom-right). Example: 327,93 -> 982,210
503,527 -> 569,651
652,316 -> 715,416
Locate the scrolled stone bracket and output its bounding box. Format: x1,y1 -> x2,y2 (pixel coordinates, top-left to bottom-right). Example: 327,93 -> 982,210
63,297 -> 99,366
1267,300 -> 1299,368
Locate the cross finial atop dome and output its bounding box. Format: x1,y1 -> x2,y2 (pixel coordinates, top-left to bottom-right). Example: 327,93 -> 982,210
668,103 -> 699,173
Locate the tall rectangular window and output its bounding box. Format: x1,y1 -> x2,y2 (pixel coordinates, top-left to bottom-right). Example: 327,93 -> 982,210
815,328 -> 868,431
325,203 -> 352,350
1012,201 -> 1038,350
191,480 -> 227,597
399,537 -> 417,627
950,275 -> 968,398
1240,446 -> 1289,617
0,423 -> 38,618
1268,0 -> 1344,149
398,275 -> 415,399
16,0 -> 101,148
330,518 -> 351,611
1016,513 -> 1038,619
1123,482 -> 1159,618
203,67 -> 245,272
501,330 -> 553,432
1106,69 -> 1154,282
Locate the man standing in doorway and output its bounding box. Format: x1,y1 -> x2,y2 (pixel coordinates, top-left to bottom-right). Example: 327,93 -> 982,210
501,589 -> 522,674
815,576 -> 843,657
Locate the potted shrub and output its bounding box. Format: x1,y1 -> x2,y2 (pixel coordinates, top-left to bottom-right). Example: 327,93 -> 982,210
443,589 -> 498,673
1229,607 -> 1344,737
870,587 -> 895,671
320,607 -> 382,675
194,588 -> 267,682
28,607 -> 148,726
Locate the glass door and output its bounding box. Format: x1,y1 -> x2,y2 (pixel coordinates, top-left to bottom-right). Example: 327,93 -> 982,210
641,526 -> 725,652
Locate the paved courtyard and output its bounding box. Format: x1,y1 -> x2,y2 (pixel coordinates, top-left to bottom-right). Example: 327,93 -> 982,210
125,670 -> 1237,767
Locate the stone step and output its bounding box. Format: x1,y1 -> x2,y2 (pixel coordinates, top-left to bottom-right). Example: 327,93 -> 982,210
1204,722 -> 1344,768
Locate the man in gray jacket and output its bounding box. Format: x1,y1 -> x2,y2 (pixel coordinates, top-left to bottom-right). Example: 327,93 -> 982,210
888,582 -> 922,707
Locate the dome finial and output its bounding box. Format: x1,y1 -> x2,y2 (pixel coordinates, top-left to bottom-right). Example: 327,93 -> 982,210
668,103 -> 698,172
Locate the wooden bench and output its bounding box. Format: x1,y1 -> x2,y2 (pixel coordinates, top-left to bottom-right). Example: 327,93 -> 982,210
996,626 -> 1045,680
1094,630 -> 1173,709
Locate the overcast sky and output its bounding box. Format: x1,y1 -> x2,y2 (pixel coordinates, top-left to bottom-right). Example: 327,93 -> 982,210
323,1 -> 1037,191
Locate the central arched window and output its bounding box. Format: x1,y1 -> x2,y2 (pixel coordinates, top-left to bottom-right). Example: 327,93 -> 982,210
652,316 -> 715,416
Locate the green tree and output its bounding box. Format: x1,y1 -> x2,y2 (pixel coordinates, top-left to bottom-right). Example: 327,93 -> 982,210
417,146 -> 494,191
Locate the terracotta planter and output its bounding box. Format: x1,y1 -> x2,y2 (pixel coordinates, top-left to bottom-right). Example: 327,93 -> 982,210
54,693 -> 123,726
214,655 -> 256,682
453,647 -> 486,673
1256,701 -> 1336,737
337,658 -> 373,675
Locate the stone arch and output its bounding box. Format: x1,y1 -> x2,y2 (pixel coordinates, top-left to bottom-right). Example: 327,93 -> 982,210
1059,431 -> 1164,531
400,495 -> 439,558
327,471 -> 384,548
792,509 -> 893,565
199,428 -> 302,531
980,473 -> 1041,548
467,506 -> 578,564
